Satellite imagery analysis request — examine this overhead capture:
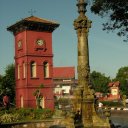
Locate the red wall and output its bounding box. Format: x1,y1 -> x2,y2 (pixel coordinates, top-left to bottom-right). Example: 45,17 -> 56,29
15,30 -> 54,109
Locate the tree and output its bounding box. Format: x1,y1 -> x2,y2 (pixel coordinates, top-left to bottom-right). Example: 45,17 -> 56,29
0,74 -> 3,103
114,66 -> 128,96
33,84 -> 44,109
0,74 -> 3,89
0,64 -> 15,104
0,74 -> 2,80
90,71 -> 111,93
91,0 -> 128,41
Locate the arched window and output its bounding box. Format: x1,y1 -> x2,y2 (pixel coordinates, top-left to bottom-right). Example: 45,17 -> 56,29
18,64 -> 20,79
40,97 -> 45,108
31,61 -> 36,78
20,96 -> 24,108
23,62 -> 26,78
44,62 -> 49,78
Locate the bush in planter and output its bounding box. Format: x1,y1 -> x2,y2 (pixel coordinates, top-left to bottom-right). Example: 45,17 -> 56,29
16,108 -> 33,118
32,109 -> 54,119
0,108 -> 54,123
0,113 -> 20,123
101,101 -> 123,107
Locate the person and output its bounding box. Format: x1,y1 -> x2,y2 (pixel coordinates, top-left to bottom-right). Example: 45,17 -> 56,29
74,110 -> 82,124
94,95 -> 98,111
3,94 -> 10,110
98,102 -> 103,116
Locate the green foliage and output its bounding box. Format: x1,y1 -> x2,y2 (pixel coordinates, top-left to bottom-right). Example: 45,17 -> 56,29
16,108 -> 33,120
0,108 -> 54,123
91,0 -> 128,41
33,84 -> 44,96
90,71 -> 111,93
101,101 -> 123,107
33,90 -> 39,96
33,84 -> 44,109
39,84 -> 44,89
0,113 -> 20,123
114,66 -> 128,96
0,64 -> 15,103
32,109 -> 54,119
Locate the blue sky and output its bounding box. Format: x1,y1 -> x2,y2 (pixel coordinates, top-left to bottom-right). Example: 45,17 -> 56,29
0,0 -> 127,78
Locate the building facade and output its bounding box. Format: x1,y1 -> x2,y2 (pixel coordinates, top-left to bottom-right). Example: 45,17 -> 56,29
7,16 -> 59,109
53,67 -> 76,98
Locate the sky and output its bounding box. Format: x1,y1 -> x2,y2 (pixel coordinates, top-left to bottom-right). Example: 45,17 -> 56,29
0,0 -> 128,78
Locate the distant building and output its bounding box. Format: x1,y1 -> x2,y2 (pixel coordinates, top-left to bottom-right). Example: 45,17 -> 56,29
95,92 -> 103,98
98,81 -> 121,101
53,67 -> 76,99
107,81 -> 120,100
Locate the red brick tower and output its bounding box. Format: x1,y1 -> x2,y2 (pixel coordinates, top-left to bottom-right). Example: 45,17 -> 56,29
7,16 -> 59,109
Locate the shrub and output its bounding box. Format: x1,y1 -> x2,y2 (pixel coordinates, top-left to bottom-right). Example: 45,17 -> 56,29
0,113 -> 20,123
0,108 -> 54,123
101,101 -> 123,107
33,109 -> 54,119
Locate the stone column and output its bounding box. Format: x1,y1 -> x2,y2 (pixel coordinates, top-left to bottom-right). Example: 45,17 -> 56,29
74,0 -> 93,127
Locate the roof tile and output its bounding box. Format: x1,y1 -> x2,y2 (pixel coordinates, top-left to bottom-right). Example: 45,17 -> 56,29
53,67 -> 75,78
24,16 -> 59,24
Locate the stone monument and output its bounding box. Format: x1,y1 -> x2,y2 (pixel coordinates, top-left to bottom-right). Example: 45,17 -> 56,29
73,0 -> 111,127
52,0 -> 111,128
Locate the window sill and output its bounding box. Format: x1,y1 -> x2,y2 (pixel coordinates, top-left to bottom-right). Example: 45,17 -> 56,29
30,77 -> 39,79
44,77 -> 52,79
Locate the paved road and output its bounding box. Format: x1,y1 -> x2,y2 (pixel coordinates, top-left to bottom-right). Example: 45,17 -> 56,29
110,110 -> 128,127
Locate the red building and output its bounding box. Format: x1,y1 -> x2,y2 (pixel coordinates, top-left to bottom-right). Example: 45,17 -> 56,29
7,16 -> 59,109
107,81 -> 120,100
98,81 -> 121,101
53,67 -> 76,98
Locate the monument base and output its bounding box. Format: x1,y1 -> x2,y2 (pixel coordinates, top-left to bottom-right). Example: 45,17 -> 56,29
55,109 -> 111,128
92,110 -> 110,128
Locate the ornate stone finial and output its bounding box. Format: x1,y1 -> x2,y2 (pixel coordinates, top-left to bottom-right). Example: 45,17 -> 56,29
28,9 -> 36,16
74,0 -> 91,33
77,0 -> 87,15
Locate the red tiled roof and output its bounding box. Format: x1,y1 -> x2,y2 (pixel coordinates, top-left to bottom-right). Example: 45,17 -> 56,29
7,16 -> 59,34
53,67 -> 75,79
108,81 -> 120,87
24,16 -> 59,24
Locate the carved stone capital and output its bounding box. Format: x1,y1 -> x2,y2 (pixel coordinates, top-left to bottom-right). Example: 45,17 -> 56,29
74,17 -> 91,37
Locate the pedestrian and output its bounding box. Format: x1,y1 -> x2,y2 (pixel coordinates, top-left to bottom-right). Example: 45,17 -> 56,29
94,95 -> 98,111
3,94 -> 10,110
74,110 -> 82,123
98,102 -> 103,116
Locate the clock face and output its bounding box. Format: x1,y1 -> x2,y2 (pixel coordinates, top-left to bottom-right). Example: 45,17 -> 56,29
18,40 -> 22,48
36,39 -> 44,46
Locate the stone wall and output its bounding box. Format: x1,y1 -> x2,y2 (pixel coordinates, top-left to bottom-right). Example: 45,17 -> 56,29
0,118 -> 67,128
0,120 -> 54,128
